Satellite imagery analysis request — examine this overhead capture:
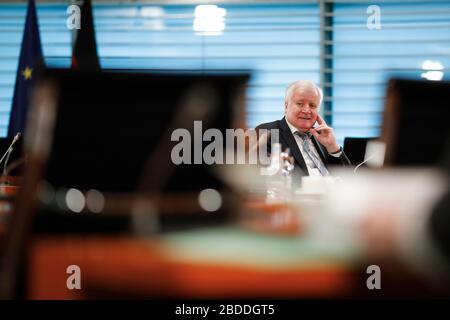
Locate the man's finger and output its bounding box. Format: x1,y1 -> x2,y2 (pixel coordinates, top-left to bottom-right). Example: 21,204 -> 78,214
310,128 -> 320,139
314,125 -> 330,133
314,124 -> 327,131
316,114 -> 326,125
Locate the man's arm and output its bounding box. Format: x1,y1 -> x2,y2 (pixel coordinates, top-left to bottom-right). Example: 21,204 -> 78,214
309,114 -> 351,167
327,148 -> 352,167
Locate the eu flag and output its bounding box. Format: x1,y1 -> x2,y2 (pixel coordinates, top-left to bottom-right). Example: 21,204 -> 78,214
7,0 -> 44,138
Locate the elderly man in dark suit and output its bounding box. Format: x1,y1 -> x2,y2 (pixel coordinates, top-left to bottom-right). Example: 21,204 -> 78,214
256,80 -> 351,176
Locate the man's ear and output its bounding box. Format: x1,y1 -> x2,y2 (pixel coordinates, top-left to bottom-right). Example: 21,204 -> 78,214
284,101 -> 288,112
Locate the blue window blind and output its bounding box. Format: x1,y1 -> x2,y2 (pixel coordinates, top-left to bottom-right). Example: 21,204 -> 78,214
93,2 -> 320,128
0,1 -> 320,137
331,0 -> 450,141
2,1 -> 450,142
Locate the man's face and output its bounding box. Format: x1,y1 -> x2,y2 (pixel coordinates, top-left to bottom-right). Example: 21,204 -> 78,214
285,86 -> 320,132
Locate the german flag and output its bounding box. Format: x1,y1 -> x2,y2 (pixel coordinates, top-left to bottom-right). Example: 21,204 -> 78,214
71,0 -> 100,70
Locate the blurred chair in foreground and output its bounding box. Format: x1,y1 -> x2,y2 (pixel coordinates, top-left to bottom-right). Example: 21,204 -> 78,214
382,78 -> 450,167
0,69 -> 249,299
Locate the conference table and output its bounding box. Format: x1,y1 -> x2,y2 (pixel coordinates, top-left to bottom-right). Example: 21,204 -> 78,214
28,229 -> 360,300
26,198 -> 437,300
0,178 -> 444,299
27,226 -> 440,299
28,230 -> 355,299
23,194 -> 363,299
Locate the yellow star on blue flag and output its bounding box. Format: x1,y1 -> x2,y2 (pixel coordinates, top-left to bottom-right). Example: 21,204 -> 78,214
22,67 -> 33,80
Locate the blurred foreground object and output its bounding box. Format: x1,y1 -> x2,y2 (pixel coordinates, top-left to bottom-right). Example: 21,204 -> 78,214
382,78 -> 450,167
28,228 -> 358,299
327,167 -> 450,291
0,69 -> 249,299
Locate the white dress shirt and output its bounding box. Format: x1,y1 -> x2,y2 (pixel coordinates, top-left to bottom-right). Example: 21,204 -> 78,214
285,118 -> 342,176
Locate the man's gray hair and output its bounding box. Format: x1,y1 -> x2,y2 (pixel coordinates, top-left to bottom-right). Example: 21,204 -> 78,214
284,80 -> 323,106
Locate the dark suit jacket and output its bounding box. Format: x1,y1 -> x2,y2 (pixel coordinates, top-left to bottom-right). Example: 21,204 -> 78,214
255,117 -> 351,176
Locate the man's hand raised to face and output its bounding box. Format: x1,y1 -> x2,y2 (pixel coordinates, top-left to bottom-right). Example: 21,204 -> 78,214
309,114 -> 341,154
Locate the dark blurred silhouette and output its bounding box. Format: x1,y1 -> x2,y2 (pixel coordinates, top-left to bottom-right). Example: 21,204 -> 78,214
0,69 -> 249,299
429,140 -> 450,263
382,78 -> 450,166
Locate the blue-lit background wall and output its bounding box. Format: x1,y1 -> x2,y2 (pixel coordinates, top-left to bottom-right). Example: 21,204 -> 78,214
332,1 -> 450,139
1,1 -> 449,143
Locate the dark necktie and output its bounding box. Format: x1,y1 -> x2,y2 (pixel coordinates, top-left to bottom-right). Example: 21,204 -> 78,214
295,131 -> 329,176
